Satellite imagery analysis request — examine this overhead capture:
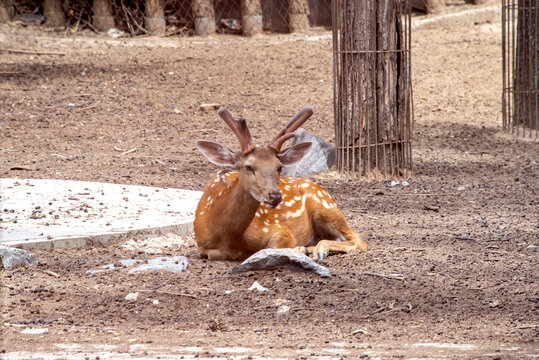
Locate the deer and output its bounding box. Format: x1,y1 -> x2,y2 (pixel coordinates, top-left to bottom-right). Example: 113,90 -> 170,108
194,107 -> 369,261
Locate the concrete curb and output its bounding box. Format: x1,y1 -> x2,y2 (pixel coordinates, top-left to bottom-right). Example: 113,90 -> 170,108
412,5 -> 501,30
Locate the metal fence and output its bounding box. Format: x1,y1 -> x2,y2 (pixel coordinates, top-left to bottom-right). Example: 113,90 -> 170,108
332,0 -> 413,179
7,0 -> 331,35
502,0 -> 539,138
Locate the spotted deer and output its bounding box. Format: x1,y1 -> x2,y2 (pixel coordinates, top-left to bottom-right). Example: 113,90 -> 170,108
194,107 -> 368,261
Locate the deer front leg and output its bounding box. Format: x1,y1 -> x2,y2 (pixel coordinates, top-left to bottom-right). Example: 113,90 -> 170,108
266,227 -> 298,250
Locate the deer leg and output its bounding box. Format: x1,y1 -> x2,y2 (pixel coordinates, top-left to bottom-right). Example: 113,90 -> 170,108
308,210 -> 368,260
266,227 -> 298,250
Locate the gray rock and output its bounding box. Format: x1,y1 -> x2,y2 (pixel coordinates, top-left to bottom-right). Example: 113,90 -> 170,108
128,256 -> 188,274
0,244 -> 38,270
281,128 -> 335,178
232,248 -> 331,277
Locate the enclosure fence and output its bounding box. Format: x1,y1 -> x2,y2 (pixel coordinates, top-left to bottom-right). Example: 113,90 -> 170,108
332,0 -> 413,179
502,0 -> 539,138
3,0 -> 331,36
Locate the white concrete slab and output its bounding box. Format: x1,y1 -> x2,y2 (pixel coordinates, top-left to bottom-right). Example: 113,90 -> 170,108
0,179 -> 202,250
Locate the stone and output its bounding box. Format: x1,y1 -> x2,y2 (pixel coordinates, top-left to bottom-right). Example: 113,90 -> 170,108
128,256 -> 188,274
232,248 -> 331,277
125,292 -> 139,301
0,244 -> 38,269
281,128 -> 335,178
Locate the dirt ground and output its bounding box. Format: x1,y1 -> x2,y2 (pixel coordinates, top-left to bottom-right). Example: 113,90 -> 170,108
1,7 -> 538,359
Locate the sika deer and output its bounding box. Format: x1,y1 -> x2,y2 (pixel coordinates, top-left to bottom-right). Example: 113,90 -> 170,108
194,107 -> 368,260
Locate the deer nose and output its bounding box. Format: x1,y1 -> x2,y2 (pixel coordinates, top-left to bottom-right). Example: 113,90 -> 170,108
268,191 -> 282,205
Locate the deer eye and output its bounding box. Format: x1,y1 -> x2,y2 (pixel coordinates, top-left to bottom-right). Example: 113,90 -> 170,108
244,165 -> 255,174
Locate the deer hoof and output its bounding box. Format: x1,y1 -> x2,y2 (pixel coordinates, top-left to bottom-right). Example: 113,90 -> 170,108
312,249 -> 328,260
295,246 -> 308,255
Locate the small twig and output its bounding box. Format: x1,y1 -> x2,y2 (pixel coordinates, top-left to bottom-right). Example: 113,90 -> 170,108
455,236 -> 478,241
114,146 -> 124,152
0,48 -> 67,56
121,147 -> 137,156
136,289 -> 197,299
41,269 -> 60,278
358,213 -> 378,220
385,193 -> 460,196
74,9 -> 84,34
362,272 -> 405,280
517,324 -> 538,329
81,19 -> 99,33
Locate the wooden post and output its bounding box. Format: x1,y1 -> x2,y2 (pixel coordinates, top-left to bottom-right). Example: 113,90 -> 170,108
425,0 -> 444,14
0,0 -> 14,23
288,0 -> 309,32
92,0 -> 114,31
514,0 -> 538,130
192,0 -> 215,36
145,0 -> 165,35
333,0 -> 412,178
43,0 -> 65,27
241,0 -> 262,36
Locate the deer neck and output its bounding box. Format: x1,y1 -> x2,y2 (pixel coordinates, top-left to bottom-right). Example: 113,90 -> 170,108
217,174 -> 260,234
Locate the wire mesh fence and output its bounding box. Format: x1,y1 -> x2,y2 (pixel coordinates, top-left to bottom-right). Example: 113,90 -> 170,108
332,0 -> 413,179
502,0 -> 539,138
4,0 -> 331,36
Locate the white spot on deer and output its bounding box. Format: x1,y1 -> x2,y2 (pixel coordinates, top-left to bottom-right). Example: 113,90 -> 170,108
294,196 -> 301,201
322,199 -> 331,209
317,190 -> 324,198
255,211 -> 261,217
262,228 -> 269,233
284,185 -> 291,191
300,182 -> 310,189
283,200 -> 295,207
198,211 -> 205,216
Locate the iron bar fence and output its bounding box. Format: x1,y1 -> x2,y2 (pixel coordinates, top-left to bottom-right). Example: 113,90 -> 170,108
502,0 -> 539,138
332,0 -> 413,179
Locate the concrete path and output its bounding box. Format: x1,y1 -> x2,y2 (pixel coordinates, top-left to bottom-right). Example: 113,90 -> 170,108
0,178 -> 202,250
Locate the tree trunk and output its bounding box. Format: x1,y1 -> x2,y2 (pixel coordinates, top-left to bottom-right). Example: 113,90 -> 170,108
333,0 -> 412,178
92,0 -> 114,32
43,0 -> 65,27
144,0 -> 165,35
241,0 -> 262,36
288,0 -> 309,32
192,0 -> 215,36
514,0 -> 538,130
0,0 -> 14,23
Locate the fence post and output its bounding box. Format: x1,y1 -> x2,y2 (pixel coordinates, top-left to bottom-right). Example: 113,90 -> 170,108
333,0 -> 413,179
192,0 -> 216,36
144,0 -> 165,35
288,0 -> 309,32
43,0 -> 65,26
93,0 -> 115,32
0,0 -> 14,23
242,0 -> 262,36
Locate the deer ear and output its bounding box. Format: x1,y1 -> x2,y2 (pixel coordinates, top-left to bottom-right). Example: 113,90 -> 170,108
276,142 -> 312,166
196,140 -> 236,166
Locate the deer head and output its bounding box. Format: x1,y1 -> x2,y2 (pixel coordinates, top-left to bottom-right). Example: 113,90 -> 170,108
196,107 -> 314,208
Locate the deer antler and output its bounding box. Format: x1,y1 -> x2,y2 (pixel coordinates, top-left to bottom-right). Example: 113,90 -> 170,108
268,107 -> 314,152
218,107 -> 255,155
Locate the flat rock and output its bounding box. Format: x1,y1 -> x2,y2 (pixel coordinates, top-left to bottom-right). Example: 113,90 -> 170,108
232,248 -> 331,277
0,244 -> 38,269
282,128 -> 335,178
